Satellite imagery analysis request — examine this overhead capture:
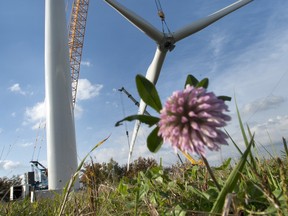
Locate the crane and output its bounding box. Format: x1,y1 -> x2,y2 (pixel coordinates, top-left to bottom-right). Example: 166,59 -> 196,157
118,87 -> 150,116
69,0 -> 90,107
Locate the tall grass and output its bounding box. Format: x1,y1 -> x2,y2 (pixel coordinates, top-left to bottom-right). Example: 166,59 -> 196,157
1,123 -> 287,215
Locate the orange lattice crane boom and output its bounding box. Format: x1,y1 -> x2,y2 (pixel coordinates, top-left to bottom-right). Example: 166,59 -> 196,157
69,0 -> 90,107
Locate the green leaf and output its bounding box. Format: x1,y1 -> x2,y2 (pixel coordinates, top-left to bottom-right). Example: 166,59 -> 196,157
139,182 -> 149,200
225,129 -> 243,155
115,114 -> 159,127
185,74 -> 199,87
235,100 -> 249,149
188,186 -> 210,200
117,180 -> 128,196
147,127 -> 163,152
196,78 -> 209,89
218,96 -> 232,101
210,134 -> 254,214
282,137 -> 288,157
173,205 -> 186,216
235,99 -> 256,168
136,74 -> 162,113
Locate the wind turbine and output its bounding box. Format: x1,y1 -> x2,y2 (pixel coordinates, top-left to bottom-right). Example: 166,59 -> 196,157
45,0 -> 78,190
104,0 -> 253,168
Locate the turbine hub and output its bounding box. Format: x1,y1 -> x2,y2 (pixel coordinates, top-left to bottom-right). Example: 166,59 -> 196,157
159,35 -> 175,52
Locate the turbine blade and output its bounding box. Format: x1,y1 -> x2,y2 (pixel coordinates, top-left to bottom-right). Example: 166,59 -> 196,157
105,0 -> 163,43
127,48 -> 167,170
173,0 -> 253,42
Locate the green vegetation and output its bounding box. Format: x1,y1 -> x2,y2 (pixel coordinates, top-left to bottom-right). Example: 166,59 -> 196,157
1,139 -> 287,215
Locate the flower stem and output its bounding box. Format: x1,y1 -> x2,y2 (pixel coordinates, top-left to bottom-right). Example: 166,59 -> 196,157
200,154 -> 221,191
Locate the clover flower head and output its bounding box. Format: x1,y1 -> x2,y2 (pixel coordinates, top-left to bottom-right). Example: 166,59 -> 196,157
158,85 -> 231,156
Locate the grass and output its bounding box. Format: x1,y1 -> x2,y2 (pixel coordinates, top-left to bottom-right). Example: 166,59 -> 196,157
1,113 -> 288,215
1,141 -> 287,215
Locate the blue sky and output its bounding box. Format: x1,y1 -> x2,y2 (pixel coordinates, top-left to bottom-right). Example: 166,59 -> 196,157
1,0 -> 288,178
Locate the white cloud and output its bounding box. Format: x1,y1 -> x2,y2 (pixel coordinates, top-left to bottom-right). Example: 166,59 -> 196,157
25,101 -> 46,123
0,160 -> 21,170
74,104 -> 83,119
8,83 -> 26,95
19,142 -> 34,148
81,60 -> 92,67
224,114 -> 288,155
77,79 -> 103,101
209,31 -> 228,58
24,101 -> 46,129
0,128 -> 2,134
242,96 -> 286,115
250,115 -> 288,146
24,93 -> 87,129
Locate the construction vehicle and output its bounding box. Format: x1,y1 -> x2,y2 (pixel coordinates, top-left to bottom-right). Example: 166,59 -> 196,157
9,161 -> 48,200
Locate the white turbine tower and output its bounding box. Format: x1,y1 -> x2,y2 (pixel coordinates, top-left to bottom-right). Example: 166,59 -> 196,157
45,0 -> 79,190
104,0 -> 253,168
